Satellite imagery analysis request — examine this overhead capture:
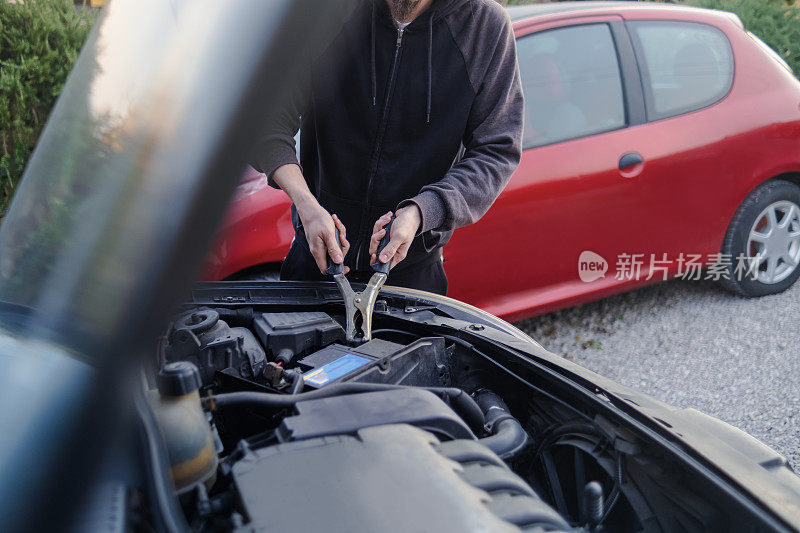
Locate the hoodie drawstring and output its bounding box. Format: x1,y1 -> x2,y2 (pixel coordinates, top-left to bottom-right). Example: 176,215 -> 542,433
426,11 -> 433,123
371,1 -> 377,107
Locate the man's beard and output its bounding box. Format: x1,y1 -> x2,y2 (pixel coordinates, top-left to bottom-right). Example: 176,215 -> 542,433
391,0 -> 421,21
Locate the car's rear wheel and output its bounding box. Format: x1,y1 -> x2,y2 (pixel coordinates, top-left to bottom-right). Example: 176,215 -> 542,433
720,179 -> 800,297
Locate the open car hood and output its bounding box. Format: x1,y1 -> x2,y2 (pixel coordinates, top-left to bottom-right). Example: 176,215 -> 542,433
183,280 -> 800,531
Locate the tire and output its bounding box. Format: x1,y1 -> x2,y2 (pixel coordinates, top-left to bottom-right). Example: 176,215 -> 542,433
720,179 -> 800,297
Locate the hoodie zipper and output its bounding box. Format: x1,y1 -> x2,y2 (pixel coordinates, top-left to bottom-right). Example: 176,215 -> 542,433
356,27 -> 404,269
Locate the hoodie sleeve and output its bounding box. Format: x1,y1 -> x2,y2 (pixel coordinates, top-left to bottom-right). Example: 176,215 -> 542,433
398,9 -> 523,234
249,0 -> 360,185
249,76 -> 305,186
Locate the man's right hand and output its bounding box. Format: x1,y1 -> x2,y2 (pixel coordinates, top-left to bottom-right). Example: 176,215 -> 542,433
271,164 -> 350,275
297,203 -> 350,275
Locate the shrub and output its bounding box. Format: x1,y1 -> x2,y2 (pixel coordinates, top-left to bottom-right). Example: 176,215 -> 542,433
0,0 -> 96,215
684,0 -> 800,74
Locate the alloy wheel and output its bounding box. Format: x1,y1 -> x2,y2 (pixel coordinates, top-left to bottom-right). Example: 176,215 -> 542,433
747,200 -> 800,284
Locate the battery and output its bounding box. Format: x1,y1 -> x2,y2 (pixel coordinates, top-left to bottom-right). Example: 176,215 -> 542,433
302,353 -> 372,388
297,339 -> 404,388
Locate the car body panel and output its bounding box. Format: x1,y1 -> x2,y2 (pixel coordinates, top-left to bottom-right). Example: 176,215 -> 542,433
206,167 -> 294,278
206,2 -> 800,322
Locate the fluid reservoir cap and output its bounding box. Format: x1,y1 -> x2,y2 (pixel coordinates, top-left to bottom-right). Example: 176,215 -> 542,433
157,361 -> 202,397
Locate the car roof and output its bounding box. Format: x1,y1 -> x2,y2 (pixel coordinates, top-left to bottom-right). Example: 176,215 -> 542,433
507,1 -> 737,24
507,2 -> 633,21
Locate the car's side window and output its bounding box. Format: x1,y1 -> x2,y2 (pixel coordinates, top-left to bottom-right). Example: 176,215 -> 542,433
516,23 -> 626,150
629,21 -> 733,121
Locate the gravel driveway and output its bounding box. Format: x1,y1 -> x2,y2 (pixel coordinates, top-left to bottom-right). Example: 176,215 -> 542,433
515,279 -> 800,468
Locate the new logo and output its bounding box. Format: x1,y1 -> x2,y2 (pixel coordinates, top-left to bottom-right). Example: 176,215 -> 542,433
578,251 -> 608,282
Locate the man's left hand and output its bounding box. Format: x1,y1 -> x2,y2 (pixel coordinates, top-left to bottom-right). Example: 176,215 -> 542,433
369,205 -> 422,270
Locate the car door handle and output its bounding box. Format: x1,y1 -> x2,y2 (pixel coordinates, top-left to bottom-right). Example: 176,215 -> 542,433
619,152 -> 643,170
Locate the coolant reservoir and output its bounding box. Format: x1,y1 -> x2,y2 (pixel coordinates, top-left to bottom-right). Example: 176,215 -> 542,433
151,362 -> 218,493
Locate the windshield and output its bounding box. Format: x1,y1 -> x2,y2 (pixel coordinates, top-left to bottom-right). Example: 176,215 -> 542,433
0,2 -> 356,528
0,0 -> 350,355
0,0 -> 184,321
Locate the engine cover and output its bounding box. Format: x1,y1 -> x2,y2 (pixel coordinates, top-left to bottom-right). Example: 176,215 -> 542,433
231,424 -> 570,532
277,388 -> 474,442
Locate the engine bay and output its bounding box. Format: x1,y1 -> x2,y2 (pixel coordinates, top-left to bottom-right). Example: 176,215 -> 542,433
145,298 -> 761,532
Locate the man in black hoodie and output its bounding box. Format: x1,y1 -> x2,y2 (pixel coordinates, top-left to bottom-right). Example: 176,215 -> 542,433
252,0 -> 523,295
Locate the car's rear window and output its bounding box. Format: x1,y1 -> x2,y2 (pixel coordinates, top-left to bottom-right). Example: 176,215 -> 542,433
630,21 -> 734,121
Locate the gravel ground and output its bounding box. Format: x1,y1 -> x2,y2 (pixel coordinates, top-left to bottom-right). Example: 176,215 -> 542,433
515,278 -> 800,468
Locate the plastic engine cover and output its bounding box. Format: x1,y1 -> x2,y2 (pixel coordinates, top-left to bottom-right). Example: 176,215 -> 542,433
277,388 -> 474,442
231,424 -> 570,532
252,312 -> 345,361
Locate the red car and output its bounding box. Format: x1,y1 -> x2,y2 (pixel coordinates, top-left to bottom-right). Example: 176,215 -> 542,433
205,1 -> 800,322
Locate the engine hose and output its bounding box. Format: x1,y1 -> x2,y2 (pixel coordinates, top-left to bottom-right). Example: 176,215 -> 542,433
275,348 -> 295,366
475,389 -> 530,460
283,369 -> 305,395
204,382 -> 485,434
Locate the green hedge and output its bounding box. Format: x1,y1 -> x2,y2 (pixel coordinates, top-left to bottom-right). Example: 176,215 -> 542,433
0,0 -> 96,216
685,0 -> 800,74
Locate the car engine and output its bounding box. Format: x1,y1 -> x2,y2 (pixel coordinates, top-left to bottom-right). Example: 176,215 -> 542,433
146,303 -> 734,532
